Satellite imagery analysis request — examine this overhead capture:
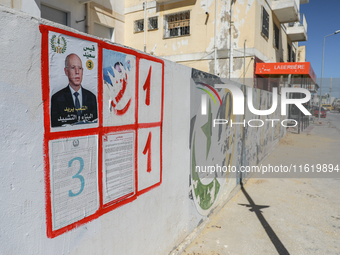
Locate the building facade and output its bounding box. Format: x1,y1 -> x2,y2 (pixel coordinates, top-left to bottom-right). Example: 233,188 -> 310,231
0,0 -> 124,44
124,0 -> 309,84
1,0 -> 312,89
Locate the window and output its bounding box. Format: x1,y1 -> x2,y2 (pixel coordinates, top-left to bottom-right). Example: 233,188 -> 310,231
134,19 -> 144,33
261,6 -> 269,39
273,23 -> 279,49
41,4 -> 68,26
287,44 -> 296,62
164,11 -> 190,38
148,16 -> 158,30
288,44 -> 292,62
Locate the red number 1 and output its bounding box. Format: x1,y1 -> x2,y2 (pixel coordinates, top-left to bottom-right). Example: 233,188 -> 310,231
143,132 -> 152,173
143,66 -> 152,106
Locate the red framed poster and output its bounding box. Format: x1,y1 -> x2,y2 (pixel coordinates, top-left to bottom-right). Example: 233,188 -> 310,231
40,25 -> 164,238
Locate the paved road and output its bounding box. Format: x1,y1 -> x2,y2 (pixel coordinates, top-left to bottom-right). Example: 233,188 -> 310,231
327,111 -> 340,131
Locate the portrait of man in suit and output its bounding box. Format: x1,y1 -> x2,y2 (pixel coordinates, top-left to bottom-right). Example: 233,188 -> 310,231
51,53 -> 98,127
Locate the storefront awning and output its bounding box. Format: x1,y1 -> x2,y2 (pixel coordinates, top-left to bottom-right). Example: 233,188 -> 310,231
255,62 -> 317,84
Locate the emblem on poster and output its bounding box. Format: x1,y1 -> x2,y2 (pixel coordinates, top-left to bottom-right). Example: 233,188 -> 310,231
73,139 -> 79,147
50,35 -> 67,54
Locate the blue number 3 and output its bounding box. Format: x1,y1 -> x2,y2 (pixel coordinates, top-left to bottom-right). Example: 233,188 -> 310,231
68,157 -> 85,197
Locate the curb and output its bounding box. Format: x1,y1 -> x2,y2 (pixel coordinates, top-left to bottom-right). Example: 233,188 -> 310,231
169,218 -> 211,255
168,175 -> 254,255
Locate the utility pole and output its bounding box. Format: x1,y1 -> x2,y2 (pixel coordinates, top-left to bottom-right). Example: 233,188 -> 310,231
214,0 -> 217,75
229,0 -> 235,79
143,1 -> 147,52
318,30 -> 340,120
329,77 -> 332,103
243,39 -> 246,85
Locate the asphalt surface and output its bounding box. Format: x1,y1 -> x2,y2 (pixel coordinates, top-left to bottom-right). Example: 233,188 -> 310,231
327,111 -> 340,131
181,120 -> 340,255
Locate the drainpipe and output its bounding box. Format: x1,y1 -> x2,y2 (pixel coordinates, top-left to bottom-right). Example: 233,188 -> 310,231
214,0 -> 217,75
85,3 -> 89,34
229,0 -> 234,79
243,39 -> 246,85
144,1 -> 147,52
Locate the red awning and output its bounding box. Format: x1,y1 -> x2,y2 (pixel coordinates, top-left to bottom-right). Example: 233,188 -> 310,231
255,62 -> 317,84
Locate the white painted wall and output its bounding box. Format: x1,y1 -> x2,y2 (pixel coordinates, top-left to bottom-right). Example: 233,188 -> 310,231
21,0 -> 41,17
0,6 -> 196,255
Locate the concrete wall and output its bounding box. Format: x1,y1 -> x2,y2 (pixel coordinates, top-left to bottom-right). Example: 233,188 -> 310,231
0,6 -> 190,254
0,6 -> 285,255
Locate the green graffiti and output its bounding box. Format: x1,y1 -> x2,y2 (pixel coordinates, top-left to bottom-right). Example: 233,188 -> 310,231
192,134 -> 220,210
197,87 -> 217,105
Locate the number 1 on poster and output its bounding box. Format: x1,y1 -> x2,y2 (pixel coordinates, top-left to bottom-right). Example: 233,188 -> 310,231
143,132 -> 152,173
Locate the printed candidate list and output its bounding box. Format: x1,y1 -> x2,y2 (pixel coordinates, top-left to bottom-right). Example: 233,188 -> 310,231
103,132 -> 135,205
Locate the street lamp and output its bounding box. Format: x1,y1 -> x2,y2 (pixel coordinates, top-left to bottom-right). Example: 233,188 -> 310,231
318,30 -> 340,120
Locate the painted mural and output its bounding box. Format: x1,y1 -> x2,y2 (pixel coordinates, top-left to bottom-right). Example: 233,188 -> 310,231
190,69 -> 237,215
190,69 -> 286,215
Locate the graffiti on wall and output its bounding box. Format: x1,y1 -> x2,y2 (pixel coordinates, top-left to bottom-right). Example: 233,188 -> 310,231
190,69 -> 285,215
40,25 -> 164,238
190,69 -> 237,215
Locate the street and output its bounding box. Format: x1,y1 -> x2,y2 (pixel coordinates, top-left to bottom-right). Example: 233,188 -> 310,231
327,111 -> 340,131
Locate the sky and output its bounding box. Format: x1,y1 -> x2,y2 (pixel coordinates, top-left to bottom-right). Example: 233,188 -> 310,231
299,0 -> 340,98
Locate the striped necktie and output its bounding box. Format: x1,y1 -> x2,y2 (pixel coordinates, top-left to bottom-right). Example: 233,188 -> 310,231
74,92 -> 81,117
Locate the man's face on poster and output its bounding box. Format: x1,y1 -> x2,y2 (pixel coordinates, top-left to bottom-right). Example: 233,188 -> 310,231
64,54 -> 83,90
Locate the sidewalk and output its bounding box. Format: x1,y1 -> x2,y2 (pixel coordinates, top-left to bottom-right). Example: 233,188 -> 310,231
181,123 -> 340,255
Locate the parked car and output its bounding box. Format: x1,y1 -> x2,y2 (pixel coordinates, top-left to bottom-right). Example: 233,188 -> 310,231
333,105 -> 340,112
332,100 -> 340,112
321,104 -> 333,111
314,107 -> 327,118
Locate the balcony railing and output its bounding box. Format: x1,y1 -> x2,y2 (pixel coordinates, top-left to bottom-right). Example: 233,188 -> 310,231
287,13 -> 307,42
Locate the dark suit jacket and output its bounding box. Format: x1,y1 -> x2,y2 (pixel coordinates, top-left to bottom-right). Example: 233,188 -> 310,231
51,86 -> 98,127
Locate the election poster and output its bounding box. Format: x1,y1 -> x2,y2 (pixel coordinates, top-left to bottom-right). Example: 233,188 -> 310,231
48,31 -> 99,131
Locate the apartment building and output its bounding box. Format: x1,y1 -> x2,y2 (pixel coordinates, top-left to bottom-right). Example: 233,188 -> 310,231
1,0 -> 314,90
124,0 -> 310,86
0,0 -> 124,44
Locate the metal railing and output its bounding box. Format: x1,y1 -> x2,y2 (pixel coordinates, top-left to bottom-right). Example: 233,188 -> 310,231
288,13 -> 307,32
